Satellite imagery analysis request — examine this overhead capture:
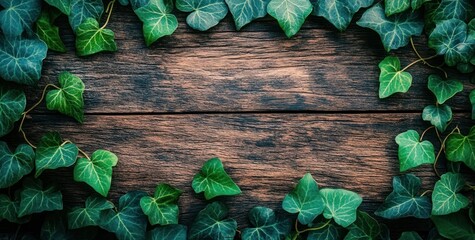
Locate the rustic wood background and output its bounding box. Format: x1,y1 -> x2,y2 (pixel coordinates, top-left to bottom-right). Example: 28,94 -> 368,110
3,4 -> 475,239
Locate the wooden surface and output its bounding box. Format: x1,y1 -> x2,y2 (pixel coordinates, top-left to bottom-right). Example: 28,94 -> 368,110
4,4 -> 475,238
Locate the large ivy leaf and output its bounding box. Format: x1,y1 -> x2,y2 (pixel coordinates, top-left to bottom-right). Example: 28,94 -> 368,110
0,142 -> 34,189
471,90 -> 475,119
100,191 -> 148,240
74,149 -> 118,197
384,0 -> 410,16
0,0 -> 41,37
44,0 -> 71,15
320,188 -> 362,228
192,157 -> 241,200
396,130 -> 435,171
147,225 -> 187,240
307,221 -> 345,240
445,126 -> 475,171
427,74 -> 464,104
75,18 -> 117,56
375,174 -> 431,219
18,177 -> 63,217
0,193 -> 28,224
225,0 -> 269,30
432,209 -> 475,239
312,0 -> 373,31
176,0 -> 228,31
69,0 -> 104,32
422,105 -> 452,133
46,71 -> 85,123
399,232 -> 422,240
135,0 -> 178,47
344,211 -> 381,240
0,36 -> 48,85
189,201 -> 237,240
68,195 -> 114,229
36,10 -> 67,53
378,56 -> 413,98
35,132 -> 79,177
426,0 -> 474,24
282,173 -> 324,225
0,86 -> 26,138
267,0 -> 312,38
241,206 -> 291,240
140,183 -> 181,225
356,3 -> 424,51
432,172 -> 469,215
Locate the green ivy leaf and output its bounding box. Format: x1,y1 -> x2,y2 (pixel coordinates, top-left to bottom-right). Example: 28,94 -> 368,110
225,0 -> 269,30
68,195 -> 114,229
41,214 -> 98,240
0,85 -> 26,138
446,126 -> 475,171
18,177 -> 63,217
75,18 -> 117,56
36,10 -> 67,53
46,72 -> 85,123
140,183 -> 181,225
74,149 -> 118,197
395,130 -> 435,171
282,173 -> 324,225
100,191 -> 148,240
398,231 -> 422,240
130,0 -> 150,10
432,209 -> 475,239
176,0 -> 228,31
427,74 -> 464,104
344,211 -> 381,240
147,225 -> 187,240
35,132 -> 79,177
356,3 -> 424,51
470,90 -> 475,120
307,221 -> 345,240
0,193 -> 28,224
375,174 -> 431,219
320,188 -> 362,228
189,201 -> 237,240
192,157 -> 241,200
312,0 -> 373,31
422,104 -> 452,133
426,0 -> 474,24
378,56 -> 413,98
0,36 -> 48,85
411,0 -> 430,10
241,206 -> 291,240
267,0 -> 312,38
0,0 -> 41,37
44,0 -> 71,15
432,172 -> 469,216
69,0 -> 104,32
384,0 -> 410,16
0,142 -> 35,189
134,0 -> 178,47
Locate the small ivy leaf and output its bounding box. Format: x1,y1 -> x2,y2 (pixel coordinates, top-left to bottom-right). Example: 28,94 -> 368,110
100,191 -> 148,240
375,174 -> 431,219
36,10 -> 67,53
384,0 -> 410,16
75,18 -> 117,56
344,211 -> 381,240
411,0 -> 430,11
44,0 -> 71,15
46,72 -> 85,123
445,126 -> 475,171
69,0 -> 104,32
356,3 -> 424,51
147,225 -> 187,240
427,74 -> 464,104
0,86 -> 26,137
192,157 -> 241,200
470,90 -> 474,119
140,183 -> 181,225
35,132 -> 79,177
176,0 -> 228,31
74,150 -> 118,197
378,224 -> 391,240
432,172 -> 469,216
130,0 -> 150,10
189,201 -> 237,240
0,142 -> 35,189
312,0 -> 374,31
241,206 -> 291,240
457,62 -> 475,73
225,0 -> 269,30
320,188 -> 362,228
0,0 -> 41,37
422,105 -> 452,133
134,0 -> 178,47
67,195 -> 114,229
378,56 -> 413,98
0,193 -> 29,224
267,0 -> 312,38
398,231 -> 422,240
426,0 -> 475,25
282,173 -> 324,225
0,36 -> 48,86
395,130 -> 435,172
18,177 -> 63,217
432,209 -> 475,239
307,221 -> 345,240
428,19 -> 475,66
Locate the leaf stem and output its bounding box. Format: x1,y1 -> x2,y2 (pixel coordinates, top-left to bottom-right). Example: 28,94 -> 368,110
420,189 -> 432,197
433,127 -> 460,178
420,126 -> 434,141
410,37 -> 448,78
292,219 -> 331,240
78,147 -> 91,160
101,0 -> 116,30
401,54 -> 438,72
